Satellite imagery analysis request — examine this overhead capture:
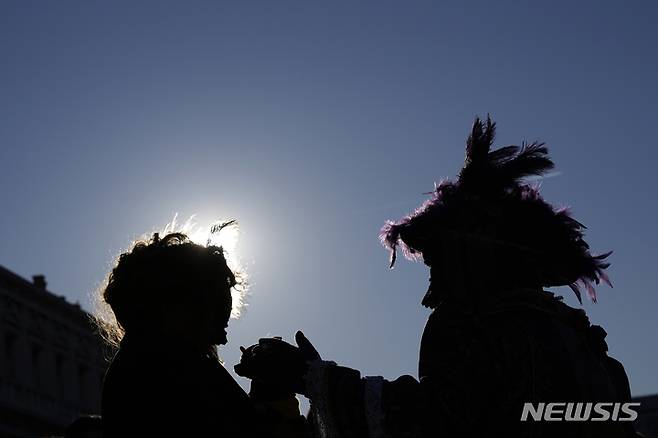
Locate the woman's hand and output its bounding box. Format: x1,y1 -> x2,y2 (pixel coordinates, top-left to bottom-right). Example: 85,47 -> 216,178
235,331 -> 320,396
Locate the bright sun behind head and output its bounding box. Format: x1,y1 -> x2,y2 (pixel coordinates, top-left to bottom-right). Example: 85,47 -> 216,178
160,213 -> 247,319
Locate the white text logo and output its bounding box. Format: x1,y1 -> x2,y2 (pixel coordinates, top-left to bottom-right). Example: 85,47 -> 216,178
520,402 -> 640,421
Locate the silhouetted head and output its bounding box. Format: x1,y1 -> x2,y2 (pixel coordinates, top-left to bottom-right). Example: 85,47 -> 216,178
380,116 -> 611,307
98,221 -> 243,350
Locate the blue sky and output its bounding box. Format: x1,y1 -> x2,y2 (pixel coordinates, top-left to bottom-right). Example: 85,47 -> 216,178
1,1 -> 657,397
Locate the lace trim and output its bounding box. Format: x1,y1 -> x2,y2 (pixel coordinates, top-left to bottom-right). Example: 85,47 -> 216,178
304,359 -> 337,438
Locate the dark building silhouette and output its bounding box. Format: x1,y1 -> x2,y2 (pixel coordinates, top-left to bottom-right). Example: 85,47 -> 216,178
0,265 -> 106,437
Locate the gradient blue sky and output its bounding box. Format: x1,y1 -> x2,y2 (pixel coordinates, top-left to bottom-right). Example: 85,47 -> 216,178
1,1 -> 657,397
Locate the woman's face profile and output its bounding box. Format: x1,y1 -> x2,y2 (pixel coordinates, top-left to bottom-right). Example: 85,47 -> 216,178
157,277 -> 233,348
202,283 -> 233,346
189,274 -> 233,347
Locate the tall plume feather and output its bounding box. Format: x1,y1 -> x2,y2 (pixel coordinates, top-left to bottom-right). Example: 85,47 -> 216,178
464,115 -> 496,167
459,115 -> 554,193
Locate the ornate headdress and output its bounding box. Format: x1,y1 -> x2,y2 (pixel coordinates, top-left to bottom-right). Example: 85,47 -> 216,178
380,116 -> 611,305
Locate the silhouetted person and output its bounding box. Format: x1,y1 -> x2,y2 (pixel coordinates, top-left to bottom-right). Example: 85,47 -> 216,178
97,224 -> 305,437
236,117 -> 639,437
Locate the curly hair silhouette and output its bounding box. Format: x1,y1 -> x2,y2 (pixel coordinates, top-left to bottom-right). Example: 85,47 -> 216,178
96,221 -> 244,350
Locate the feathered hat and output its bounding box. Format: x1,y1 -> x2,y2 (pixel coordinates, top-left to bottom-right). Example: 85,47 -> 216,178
380,116 -> 611,306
